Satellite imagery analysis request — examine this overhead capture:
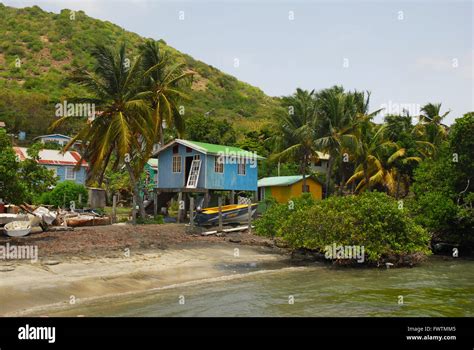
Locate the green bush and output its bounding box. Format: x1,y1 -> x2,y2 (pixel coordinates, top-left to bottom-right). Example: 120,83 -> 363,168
136,215 -> 164,225
254,193 -> 316,238
40,181 -> 88,208
257,192 -> 431,264
408,192 -> 458,233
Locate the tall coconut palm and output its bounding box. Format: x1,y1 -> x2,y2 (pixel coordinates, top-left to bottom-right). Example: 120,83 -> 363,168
314,86 -> 361,197
139,40 -> 193,146
347,118 -> 396,193
51,44 -> 153,218
413,103 -> 449,151
271,88 -> 318,192
347,117 -> 429,195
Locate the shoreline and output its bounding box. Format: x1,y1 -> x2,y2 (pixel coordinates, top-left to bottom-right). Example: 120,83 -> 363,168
1,223 -> 468,316
0,224 -> 291,316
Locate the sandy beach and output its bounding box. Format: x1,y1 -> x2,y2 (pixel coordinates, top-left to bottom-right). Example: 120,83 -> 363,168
0,224 -> 289,316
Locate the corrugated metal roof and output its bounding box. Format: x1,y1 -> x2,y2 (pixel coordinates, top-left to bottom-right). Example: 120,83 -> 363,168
258,175 -> 308,187
33,134 -> 83,144
13,147 -> 88,167
154,139 -> 265,160
314,151 -> 330,160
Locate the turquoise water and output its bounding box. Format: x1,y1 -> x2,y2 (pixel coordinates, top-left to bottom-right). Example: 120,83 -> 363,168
44,256 -> 474,317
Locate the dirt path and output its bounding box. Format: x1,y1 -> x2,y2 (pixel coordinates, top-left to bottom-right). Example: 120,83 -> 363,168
0,223 -> 274,258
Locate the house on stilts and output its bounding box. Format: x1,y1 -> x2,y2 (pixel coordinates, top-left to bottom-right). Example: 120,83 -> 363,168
151,139 -> 264,213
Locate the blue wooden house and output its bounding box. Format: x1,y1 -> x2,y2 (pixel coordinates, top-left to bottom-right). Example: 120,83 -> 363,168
33,134 -> 83,150
152,139 -> 264,207
13,147 -> 88,186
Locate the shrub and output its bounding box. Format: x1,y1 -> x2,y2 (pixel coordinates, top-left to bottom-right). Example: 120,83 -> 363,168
257,192 -> 431,264
408,192 -> 458,233
136,215 -> 164,225
41,181 -> 88,208
254,193 -> 316,238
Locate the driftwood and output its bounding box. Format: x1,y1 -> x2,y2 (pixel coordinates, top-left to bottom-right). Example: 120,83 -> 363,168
46,226 -> 74,232
201,225 -> 253,236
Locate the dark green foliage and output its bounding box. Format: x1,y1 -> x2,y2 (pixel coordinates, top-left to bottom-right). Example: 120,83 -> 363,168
0,129 -> 57,203
254,193 -> 316,238
40,181 -> 88,208
449,112 -> 474,194
136,215 -> 164,224
410,113 -> 474,247
256,192 -> 430,264
185,115 -> 237,145
0,128 -> 26,203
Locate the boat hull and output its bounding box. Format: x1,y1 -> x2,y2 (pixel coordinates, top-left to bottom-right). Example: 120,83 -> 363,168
66,216 -> 111,227
194,204 -> 257,226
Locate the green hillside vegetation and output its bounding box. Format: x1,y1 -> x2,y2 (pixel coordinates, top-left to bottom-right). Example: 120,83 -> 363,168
0,4 -> 283,139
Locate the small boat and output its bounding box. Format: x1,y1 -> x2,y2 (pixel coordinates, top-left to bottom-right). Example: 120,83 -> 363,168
4,221 -> 32,237
0,213 -> 29,225
66,215 -> 111,227
194,203 -> 258,226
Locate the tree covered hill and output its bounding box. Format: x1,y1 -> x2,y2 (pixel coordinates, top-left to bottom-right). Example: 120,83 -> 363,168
0,4 -> 283,140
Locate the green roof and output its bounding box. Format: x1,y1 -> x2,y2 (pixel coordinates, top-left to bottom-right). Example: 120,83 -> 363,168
158,139 -> 265,159
147,158 -> 158,168
258,175 -> 309,187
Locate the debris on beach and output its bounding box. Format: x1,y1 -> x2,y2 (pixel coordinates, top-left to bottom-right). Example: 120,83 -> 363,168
1,202 -> 112,237
4,221 -> 32,237
201,225 -> 253,236
65,213 -> 111,227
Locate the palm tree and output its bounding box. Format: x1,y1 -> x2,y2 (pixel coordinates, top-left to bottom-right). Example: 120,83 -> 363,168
271,88 -> 318,192
139,40 -> 193,146
383,112 -> 438,196
347,119 -> 396,193
51,44 -> 153,218
314,86 -> 361,197
347,115 -> 431,195
414,103 -> 449,151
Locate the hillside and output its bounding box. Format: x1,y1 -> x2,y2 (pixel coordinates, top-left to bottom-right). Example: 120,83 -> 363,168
0,4 -> 283,140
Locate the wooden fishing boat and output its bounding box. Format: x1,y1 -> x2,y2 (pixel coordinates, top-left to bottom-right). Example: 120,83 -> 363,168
4,221 -> 32,237
0,213 -> 29,225
66,215 -> 111,227
194,203 -> 258,226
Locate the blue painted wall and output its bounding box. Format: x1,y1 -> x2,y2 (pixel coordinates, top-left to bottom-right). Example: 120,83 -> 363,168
156,143 -> 258,191
205,155 -> 257,191
157,144 -> 207,189
46,165 -> 87,186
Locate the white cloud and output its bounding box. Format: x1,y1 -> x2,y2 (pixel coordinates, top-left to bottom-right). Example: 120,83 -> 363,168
416,51 -> 474,80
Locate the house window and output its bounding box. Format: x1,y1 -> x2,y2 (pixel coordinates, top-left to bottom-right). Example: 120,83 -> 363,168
313,159 -> 322,167
238,158 -> 246,175
172,155 -> 182,173
193,154 -> 201,161
302,184 -> 310,192
172,145 -> 179,154
65,167 -> 76,180
186,146 -> 192,153
214,156 -> 224,173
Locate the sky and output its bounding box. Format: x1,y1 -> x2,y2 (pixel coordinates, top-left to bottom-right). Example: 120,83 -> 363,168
3,0 -> 473,124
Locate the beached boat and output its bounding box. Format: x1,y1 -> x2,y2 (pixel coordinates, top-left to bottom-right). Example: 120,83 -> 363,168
194,203 -> 258,226
4,221 -> 32,237
66,215 -> 111,227
0,213 -> 29,225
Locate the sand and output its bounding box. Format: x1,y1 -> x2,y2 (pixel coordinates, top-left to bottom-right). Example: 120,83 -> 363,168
0,224 -> 289,316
